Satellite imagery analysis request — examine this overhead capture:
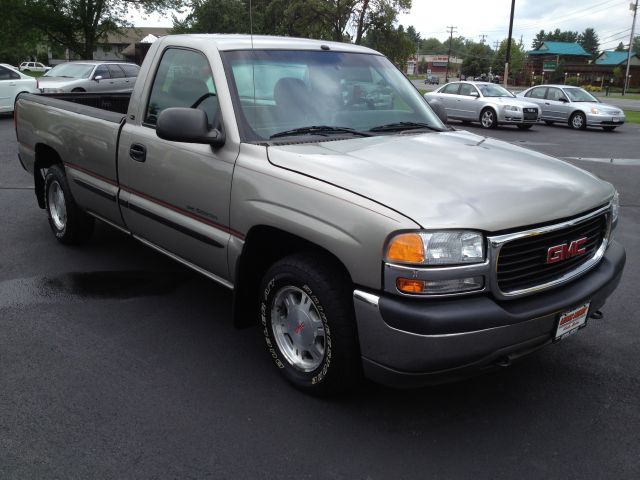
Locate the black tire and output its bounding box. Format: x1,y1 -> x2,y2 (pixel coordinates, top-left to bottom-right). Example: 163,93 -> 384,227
44,164 -> 94,244
71,88 -> 86,93
460,120 -> 472,125
480,108 -> 498,129
544,120 -> 554,125
603,126 -> 616,132
569,111 -> 587,130
517,124 -> 533,130
259,253 -> 361,395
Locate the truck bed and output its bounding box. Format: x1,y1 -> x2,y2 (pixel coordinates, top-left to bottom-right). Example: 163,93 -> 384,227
18,92 -> 131,124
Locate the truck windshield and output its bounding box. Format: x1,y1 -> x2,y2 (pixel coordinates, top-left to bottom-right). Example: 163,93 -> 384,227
44,63 -> 94,79
222,50 -> 444,141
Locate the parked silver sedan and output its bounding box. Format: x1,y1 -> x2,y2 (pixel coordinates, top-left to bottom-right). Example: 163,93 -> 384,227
39,61 -> 140,93
517,85 -> 625,131
425,81 -> 541,129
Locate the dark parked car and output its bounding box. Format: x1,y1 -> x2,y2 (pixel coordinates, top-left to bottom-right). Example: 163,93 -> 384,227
424,75 -> 440,85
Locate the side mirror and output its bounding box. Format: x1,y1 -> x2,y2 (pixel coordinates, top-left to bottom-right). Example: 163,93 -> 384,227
94,75 -> 103,81
429,100 -> 448,124
559,97 -> 568,103
156,107 -> 225,147
470,91 -> 479,98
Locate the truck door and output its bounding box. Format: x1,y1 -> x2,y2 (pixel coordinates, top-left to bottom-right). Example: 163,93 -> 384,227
117,47 -> 236,282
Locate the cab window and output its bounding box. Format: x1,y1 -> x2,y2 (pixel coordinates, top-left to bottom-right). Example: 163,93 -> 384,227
108,64 -> 125,78
145,48 -> 219,128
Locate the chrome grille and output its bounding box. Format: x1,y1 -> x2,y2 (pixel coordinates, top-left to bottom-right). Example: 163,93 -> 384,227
496,213 -> 607,293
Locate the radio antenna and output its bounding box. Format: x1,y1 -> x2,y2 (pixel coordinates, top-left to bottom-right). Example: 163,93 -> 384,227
249,0 -> 254,49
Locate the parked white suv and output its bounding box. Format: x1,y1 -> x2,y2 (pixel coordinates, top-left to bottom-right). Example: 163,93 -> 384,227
19,62 -> 51,73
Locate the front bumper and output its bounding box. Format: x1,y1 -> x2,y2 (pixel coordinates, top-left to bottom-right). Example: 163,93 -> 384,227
586,113 -> 626,127
354,241 -> 625,388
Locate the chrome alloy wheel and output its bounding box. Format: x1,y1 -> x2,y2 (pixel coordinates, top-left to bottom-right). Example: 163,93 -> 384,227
271,286 -> 326,372
571,113 -> 585,129
481,109 -> 495,128
47,180 -> 67,231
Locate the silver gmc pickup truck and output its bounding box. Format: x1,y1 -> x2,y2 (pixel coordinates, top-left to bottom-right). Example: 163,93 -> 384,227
15,35 -> 626,394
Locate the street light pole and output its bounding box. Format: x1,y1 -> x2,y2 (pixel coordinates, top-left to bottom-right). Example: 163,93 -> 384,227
445,26 -> 457,83
503,0 -> 516,88
623,0 -> 638,95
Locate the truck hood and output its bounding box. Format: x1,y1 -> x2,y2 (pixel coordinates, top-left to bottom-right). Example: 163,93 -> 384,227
266,131 -> 613,232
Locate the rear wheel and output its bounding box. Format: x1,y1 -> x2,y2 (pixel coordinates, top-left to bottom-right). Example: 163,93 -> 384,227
544,120 -> 554,125
259,253 -> 361,395
569,111 -> 587,130
480,108 -> 497,129
71,88 -> 85,93
602,126 -> 617,132
517,124 -> 533,130
44,164 -> 94,244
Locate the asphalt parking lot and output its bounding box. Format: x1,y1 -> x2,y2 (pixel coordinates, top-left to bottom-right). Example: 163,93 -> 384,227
1,114 -> 639,479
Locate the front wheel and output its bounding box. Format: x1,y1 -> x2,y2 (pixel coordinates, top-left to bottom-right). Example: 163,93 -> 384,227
517,124 -> 533,130
480,108 -> 498,129
44,164 -> 94,244
544,120 -> 554,125
569,111 -> 587,130
259,253 -> 361,395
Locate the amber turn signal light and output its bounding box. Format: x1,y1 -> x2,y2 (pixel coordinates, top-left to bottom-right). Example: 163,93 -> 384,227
396,278 -> 425,293
386,233 -> 425,263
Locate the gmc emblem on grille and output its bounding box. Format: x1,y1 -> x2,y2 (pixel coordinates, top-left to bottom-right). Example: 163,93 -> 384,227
546,237 -> 588,264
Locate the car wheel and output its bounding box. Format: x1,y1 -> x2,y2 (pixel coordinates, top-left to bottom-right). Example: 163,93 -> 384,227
259,253 -> 361,395
480,108 -> 497,129
517,124 -> 533,130
44,164 -> 94,244
544,120 -> 554,125
71,88 -> 85,93
602,126 -> 616,132
569,112 -> 587,130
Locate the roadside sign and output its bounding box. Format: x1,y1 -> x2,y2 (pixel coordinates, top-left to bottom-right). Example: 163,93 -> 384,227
543,61 -> 557,71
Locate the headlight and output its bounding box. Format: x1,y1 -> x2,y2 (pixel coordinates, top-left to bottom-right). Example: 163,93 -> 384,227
505,105 -> 520,111
591,107 -> 600,114
612,190 -> 619,224
386,231 -> 485,265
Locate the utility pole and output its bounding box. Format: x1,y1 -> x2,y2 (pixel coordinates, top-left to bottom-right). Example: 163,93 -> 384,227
445,25 -> 457,82
493,40 -> 500,51
504,0 -> 516,88
479,34 -> 487,44
624,0 -> 638,95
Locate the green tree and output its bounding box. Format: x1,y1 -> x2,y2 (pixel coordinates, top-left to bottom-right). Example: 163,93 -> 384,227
353,0 -> 411,44
531,28 -> 580,50
578,28 -> 599,57
633,36 -> 640,53
420,37 -> 443,54
615,42 -> 625,52
491,38 -> 525,77
0,1 -> 43,64
173,0 -> 248,34
25,0 -> 185,59
461,42 -> 493,78
362,23 -> 413,66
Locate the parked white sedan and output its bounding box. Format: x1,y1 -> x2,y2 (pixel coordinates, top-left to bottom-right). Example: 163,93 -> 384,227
0,65 -> 39,113
517,85 -> 625,131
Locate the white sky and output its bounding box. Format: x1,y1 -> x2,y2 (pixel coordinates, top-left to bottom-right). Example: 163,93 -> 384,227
398,0 -> 637,51
133,0 -> 638,52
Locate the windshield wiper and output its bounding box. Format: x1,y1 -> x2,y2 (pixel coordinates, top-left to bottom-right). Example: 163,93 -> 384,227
369,121 -> 444,133
270,125 -> 372,139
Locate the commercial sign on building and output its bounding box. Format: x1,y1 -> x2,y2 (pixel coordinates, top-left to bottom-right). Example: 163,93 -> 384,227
543,61 -> 557,71
432,55 -> 449,67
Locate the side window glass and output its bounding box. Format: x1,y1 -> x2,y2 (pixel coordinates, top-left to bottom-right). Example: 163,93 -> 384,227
547,88 -> 568,101
145,48 -> 219,128
94,65 -> 110,79
527,87 -> 546,99
442,83 -> 459,94
121,64 -> 140,78
459,83 -> 477,96
108,64 -> 125,78
0,66 -> 11,80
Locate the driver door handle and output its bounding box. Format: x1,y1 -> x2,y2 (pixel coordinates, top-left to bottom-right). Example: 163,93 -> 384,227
129,143 -> 146,162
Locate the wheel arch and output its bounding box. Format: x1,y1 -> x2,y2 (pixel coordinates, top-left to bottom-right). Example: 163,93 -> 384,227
34,143 -> 63,208
232,225 -> 353,328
